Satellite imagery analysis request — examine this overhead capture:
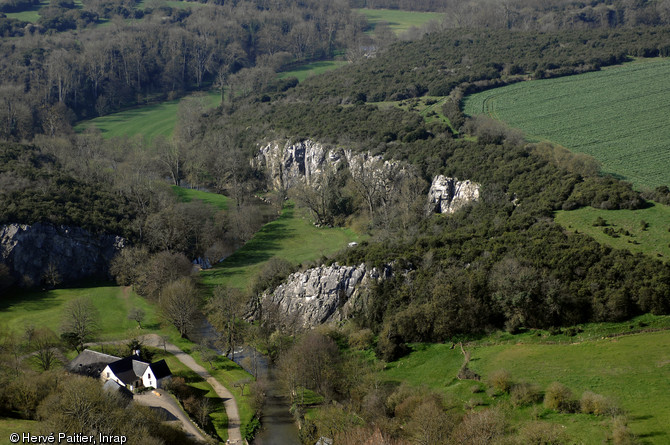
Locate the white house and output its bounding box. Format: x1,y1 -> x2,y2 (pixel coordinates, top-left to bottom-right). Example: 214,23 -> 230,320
101,356 -> 172,392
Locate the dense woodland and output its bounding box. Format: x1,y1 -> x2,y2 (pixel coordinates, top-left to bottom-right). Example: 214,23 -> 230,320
2,0 -> 670,442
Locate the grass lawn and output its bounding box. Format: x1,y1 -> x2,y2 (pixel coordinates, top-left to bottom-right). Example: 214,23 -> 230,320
356,8 -> 443,35
74,90 -> 219,142
278,60 -> 349,82
383,321 -> 670,444
0,419 -> 39,445
555,201 -> 670,263
0,284 -> 161,340
463,58 -> 670,189
172,186 -> 230,210
200,202 -> 363,292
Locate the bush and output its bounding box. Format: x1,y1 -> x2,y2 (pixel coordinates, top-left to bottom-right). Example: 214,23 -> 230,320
544,382 -> 577,413
612,416 -> 638,445
488,369 -> 513,394
348,328 -> 374,350
511,382 -> 543,407
517,421 -> 567,445
580,391 -> 619,416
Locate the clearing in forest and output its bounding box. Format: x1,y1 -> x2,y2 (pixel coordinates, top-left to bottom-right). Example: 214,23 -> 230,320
555,201 -> 670,262
74,90 -> 219,142
463,58 -> 670,190
356,8 -> 443,34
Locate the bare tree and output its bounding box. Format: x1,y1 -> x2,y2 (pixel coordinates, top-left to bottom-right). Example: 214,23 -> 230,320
61,297 -> 100,353
33,328 -> 60,371
159,278 -> 200,338
127,307 -> 146,329
207,286 -> 247,360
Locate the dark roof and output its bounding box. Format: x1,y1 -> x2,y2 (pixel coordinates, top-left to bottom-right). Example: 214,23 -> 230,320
149,359 -> 172,379
107,356 -> 149,384
69,350 -> 121,378
107,356 -> 171,384
103,380 -> 133,400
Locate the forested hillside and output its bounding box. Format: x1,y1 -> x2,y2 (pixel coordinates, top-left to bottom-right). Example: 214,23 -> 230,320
2,0 -> 670,443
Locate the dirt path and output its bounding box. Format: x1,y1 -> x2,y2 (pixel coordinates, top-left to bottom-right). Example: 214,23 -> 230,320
134,389 -> 208,442
140,334 -> 243,444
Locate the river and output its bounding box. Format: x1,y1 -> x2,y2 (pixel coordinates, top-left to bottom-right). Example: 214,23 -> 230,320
193,318 -> 301,444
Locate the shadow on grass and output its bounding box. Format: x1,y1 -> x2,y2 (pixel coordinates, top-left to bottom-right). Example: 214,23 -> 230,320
0,280 -> 118,311
209,206 -> 297,271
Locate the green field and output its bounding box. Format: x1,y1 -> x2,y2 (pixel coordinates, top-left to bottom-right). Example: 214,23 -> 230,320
372,95 -> 454,129
385,324 -> 670,443
555,201 -> 670,262
0,285 -> 161,340
172,186 -> 230,210
356,8 -> 443,34
200,203 -> 362,291
75,90 -> 219,141
278,60 -> 349,82
463,58 -> 670,190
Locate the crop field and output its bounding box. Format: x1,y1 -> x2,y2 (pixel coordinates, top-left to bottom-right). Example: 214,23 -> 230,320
555,201 -> 670,262
356,8 -> 443,35
75,90 -> 219,141
463,58 -> 670,190
385,322 -> 670,444
200,202 -> 362,292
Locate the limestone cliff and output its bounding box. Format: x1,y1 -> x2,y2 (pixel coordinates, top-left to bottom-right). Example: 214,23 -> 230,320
427,175 -> 480,214
0,223 -> 124,287
258,262 -> 391,329
253,139 -> 394,191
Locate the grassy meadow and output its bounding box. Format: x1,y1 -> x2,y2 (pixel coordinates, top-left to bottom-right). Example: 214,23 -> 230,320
278,60 -> 349,82
463,58 -> 670,190
200,202 -> 363,292
75,90 -> 219,141
356,8 -> 443,35
0,285 -> 161,340
172,186 -> 230,210
385,320 -> 670,443
555,201 -> 670,262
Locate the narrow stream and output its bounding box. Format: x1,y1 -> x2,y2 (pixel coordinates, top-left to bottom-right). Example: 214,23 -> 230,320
193,318 -> 300,444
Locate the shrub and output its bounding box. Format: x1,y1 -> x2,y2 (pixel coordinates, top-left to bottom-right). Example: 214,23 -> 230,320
511,382 -> 543,407
612,416 -> 638,445
517,421 -> 567,445
580,391 -> 619,416
488,369 -> 513,394
544,382 -> 577,413
348,328 -> 374,350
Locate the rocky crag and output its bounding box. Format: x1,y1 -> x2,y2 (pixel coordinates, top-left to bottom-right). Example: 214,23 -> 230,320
427,175 -> 480,214
0,223 -> 124,287
253,139 -> 402,191
257,262 -> 392,329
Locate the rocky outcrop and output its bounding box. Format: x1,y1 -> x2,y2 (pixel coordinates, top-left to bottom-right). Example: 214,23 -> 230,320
258,262 -> 391,329
253,139 -> 394,191
427,175 -> 480,214
0,223 -> 124,287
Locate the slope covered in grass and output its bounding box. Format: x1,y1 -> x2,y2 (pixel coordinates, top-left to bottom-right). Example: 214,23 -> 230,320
200,203 -> 362,291
555,201 -> 670,262
0,285 -> 160,340
172,186 -> 230,211
356,8 -> 443,34
75,91 -> 219,142
384,319 -> 670,443
463,58 -> 670,189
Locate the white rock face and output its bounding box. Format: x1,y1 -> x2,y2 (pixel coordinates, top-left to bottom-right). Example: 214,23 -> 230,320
427,175 -> 480,214
253,139 -> 397,191
258,263 -> 391,328
0,223 -> 124,287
